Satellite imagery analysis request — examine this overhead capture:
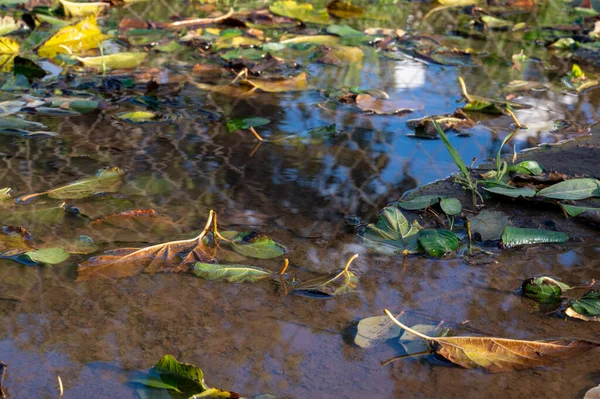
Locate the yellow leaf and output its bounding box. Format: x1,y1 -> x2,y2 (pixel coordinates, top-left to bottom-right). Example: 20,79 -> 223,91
242,72 -> 308,93
38,15 -> 108,58
76,52 -> 147,69
59,0 -> 110,17
0,55 -> 15,72
0,37 -> 19,55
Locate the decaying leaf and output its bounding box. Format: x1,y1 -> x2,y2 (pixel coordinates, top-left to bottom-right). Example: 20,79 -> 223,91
355,94 -> 419,115
521,276 -> 572,304
294,253 -> 359,297
566,291 -> 600,322
355,312 -> 405,349
359,206 -> 423,255
18,167 -> 124,202
406,113 -> 475,136
384,309 -> 600,372
38,15 -> 108,58
560,204 -> 600,224
76,211 -> 220,281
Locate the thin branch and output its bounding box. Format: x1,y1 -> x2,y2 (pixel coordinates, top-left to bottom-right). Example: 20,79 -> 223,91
168,8 -> 234,28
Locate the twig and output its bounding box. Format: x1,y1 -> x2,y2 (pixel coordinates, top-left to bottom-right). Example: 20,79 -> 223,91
457,76 -> 473,103
0,362 -> 7,399
505,107 -> 523,129
381,350 -> 432,366
57,376 -> 63,398
168,8 -> 234,28
230,68 -> 248,84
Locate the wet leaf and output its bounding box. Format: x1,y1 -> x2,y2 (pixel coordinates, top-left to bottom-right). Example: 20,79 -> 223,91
115,111 -> 173,124
521,276 -> 572,304
42,236 -> 98,255
501,227 -> 568,248
279,35 -> 339,45
242,72 -> 308,92
508,161 -> 543,176
269,1 -> 330,24
560,204 -> 600,224
226,117 -> 270,133
400,324 -> 449,354
294,254 -> 359,297
469,210 -> 510,241
384,310 -> 600,373
77,211 -> 220,281
19,167 -> 124,202
537,178 -> 600,200
0,204 -> 66,229
38,15 -> 108,58
326,24 -> 364,38
355,94 -> 418,115
483,185 -> 537,198
326,0 -> 365,18
0,226 -> 33,253
417,229 -> 459,258
317,44 -> 363,66
566,291 -> 600,322
59,0 -> 110,17
440,197 -> 461,216
77,52 -> 147,69
481,15 -> 513,29
406,114 -> 475,136
192,263 -> 271,283
359,206 -> 423,255
135,354 -> 209,394
23,247 -> 69,265
398,195 -> 443,210
0,188 -> 11,201
14,56 -> 47,80
227,232 -> 286,259
354,313 -> 406,349
0,37 -> 19,55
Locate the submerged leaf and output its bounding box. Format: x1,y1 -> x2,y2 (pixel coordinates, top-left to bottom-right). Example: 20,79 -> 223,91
469,210 -> 510,241
192,263 -> 271,283
23,247 -> 70,265
38,15 -> 108,58
226,117 -> 270,133
269,1 -> 330,24
359,206 -> 422,255
501,227 -> 568,248
294,254 -> 359,297
384,310 -> 600,373
440,197 -> 462,216
417,229 -> 459,258
537,178 -> 600,200
242,72 -> 308,92
355,94 -> 418,115
227,232 -> 286,259
566,291 -> 600,322
355,313 -> 406,349
521,276 -> 572,304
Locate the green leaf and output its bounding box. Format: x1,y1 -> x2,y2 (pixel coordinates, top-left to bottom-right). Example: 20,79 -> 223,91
227,232 -> 286,259
417,229 -> 459,258
397,195 -> 442,210
483,185 -> 537,198
481,15 -> 513,29
192,263 -> 271,283
23,247 -> 70,264
269,1 -> 330,24
76,52 -> 147,69
433,122 -> 470,183
508,161 -> 543,176
354,313 -> 406,349
537,178 -> 600,200
566,291 -> 600,321
326,24 -> 364,38
440,197 -> 462,215
294,254 -> 359,298
521,276 -> 571,304
359,206 -> 423,255
560,204 -> 600,224
226,117 -> 270,133
469,210 -> 510,241
501,227 -> 568,248
46,167 -> 124,200
0,187 -> 11,201
14,56 -> 48,80
142,355 -> 209,394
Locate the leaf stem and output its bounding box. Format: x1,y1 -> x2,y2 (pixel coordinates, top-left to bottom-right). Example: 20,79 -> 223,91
505,108 -> 522,129
457,76 -> 472,103
344,253 -> 359,272
380,350 -> 432,366
279,259 -> 289,275
57,375 -> 64,398
249,126 -> 264,141
384,309 -> 433,341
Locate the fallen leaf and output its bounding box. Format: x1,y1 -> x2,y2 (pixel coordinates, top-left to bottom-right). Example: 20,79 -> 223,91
269,1 -> 330,24
14,56 -> 47,80
23,247 -> 70,265
417,229 -> 459,258
537,178 -> 600,200
0,188 -> 11,201
566,291 -> 600,322
242,71 -> 308,92
59,0 -> 110,17
294,253 -> 359,297
76,211 -> 220,281
355,94 -> 420,115
0,37 -> 19,54
226,117 -> 270,133
77,52 -> 147,69
440,197 -> 462,216
38,15 -> 108,58
521,276 -> 572,304
483,185 -> 537,199
397,195 -> 444,210
192,263 -> 271,283
225,231 -> 287,259
0,226 -> 33,253
359,206 -> 423,255
384,310 -> 600,372
317,44 -> 364,66
326,0 -> 365,18
355,313 -> 405,348
469,210 -> 510,241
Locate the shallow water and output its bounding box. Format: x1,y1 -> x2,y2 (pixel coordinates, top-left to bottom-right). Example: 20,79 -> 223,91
1,1 -> 600,398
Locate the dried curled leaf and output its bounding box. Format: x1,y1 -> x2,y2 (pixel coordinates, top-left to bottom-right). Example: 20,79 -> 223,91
384,310 -> 600,373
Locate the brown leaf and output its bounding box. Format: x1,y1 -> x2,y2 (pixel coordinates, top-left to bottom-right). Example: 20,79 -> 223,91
355,94 -> 421,115
511,172 -> 568,187
76,211 -> 219,281
384,310 -> 600,373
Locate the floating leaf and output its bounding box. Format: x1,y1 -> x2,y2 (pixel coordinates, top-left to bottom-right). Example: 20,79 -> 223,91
115,111 -> 174,124
269,1 -> 330,24
355,94 -> 418,115
501,227 -> 568,248
483,185 -> 537,198
226,117 -> 270,133
417,229 -> 459,258
192,263 -> 271,283
521,276 -> 572,304
359,206 -> 422,255
38,15 -> 108,58
440,197 -> 461,216
406,114 -> 475,136
23,247 -> 69,265
59,0 -> 110,17
354,313 -> 406,349
566,291 -> 600,322
326,24 -> 364,38
469,210 -> 510,241
326,0 -> 365,18
76,211 -> 219,281
459,77 -> 529,114
537,178 -> 600,200
508,161 -> 543,176
384,310 -> 600,373
242,72 -> 308,92
294,254 -> 359,297
397,195 -> 443,210
77,52 -> 147,69
227,232 -> 286,259
19,167 -> 124,202
400,324 -> 449,354
481,15 -> 513,29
